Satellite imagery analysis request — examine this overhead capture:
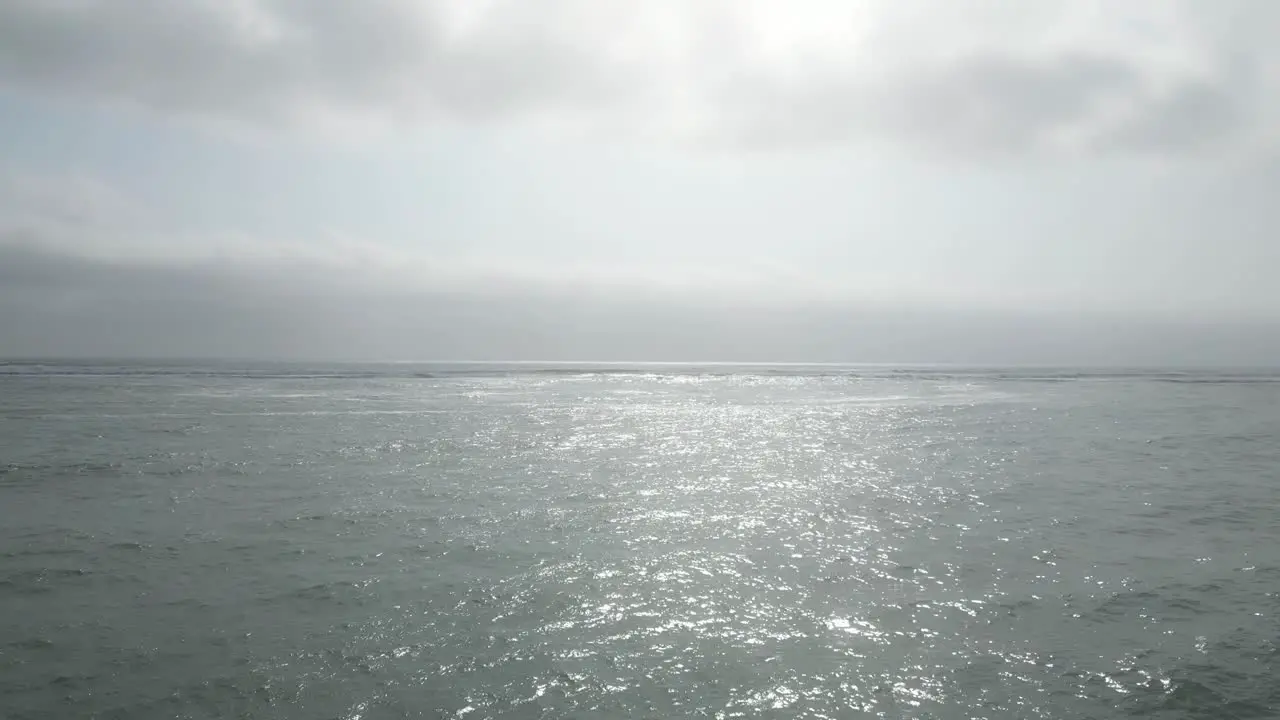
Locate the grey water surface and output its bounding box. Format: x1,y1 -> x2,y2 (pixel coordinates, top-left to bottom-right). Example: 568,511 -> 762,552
1,361 -> 1278,719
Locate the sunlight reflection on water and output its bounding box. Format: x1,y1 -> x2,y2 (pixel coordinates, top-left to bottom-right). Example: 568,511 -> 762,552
2,368 -> 1279,717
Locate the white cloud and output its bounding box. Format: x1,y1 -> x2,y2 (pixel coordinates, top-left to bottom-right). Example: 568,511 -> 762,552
1,0 -> 1276,156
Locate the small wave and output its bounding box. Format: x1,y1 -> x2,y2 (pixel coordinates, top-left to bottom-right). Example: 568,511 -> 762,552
0,568 -> 92,596
0,460 -> 127,478
1120,673 -> 1275,718
1152,376 -> 1280,384
7,637 -> 56,651
0,546 -> 84,560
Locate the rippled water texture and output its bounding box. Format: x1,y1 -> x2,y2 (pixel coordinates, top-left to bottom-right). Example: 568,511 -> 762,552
2,362 -> 1279,718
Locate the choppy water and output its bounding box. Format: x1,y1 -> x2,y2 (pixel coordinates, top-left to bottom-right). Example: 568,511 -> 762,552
2,361 -> 1279,719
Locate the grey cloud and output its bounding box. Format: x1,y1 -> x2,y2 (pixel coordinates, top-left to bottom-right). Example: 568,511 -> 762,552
723,54 -> 1138,155
891,55 -> 1142,156
0,1 -> 1271,157
0,0 -> 616,129
729,53 -> 1249,158
4,241 -> 1280,366
1097,79 -> 1241,154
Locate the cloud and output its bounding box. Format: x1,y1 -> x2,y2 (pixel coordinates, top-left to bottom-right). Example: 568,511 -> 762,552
0,169 -> 872,312
722,53 -> 1150,156
0,172 -> 145,240
3,169 -> 1280,364
7,239 -> 1280,365
5,165 -> 1280,327
0,0 -> 631,137
0,0 -> 1275,157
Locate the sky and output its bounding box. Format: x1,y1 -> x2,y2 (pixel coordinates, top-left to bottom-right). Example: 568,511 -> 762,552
2,0 -> 1280,364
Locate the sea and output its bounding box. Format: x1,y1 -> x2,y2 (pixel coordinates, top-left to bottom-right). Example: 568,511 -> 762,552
1,360 -> 1278,719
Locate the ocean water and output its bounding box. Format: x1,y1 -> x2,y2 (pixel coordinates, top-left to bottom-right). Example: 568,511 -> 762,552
2,361 -> 1278,719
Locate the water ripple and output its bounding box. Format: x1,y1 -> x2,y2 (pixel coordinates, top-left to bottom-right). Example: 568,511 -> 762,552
2,368 -> 1279,718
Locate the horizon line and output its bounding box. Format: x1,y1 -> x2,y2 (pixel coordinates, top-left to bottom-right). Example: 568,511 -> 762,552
3,356 -> 1279,371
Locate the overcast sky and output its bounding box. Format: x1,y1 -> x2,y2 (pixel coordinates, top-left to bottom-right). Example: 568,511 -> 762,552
3,0 -> 1280,364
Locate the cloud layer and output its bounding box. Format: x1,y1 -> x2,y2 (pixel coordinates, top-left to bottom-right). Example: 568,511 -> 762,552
6,240 -> 1280,365
5,3 -> 1280,362
4,167 -> 1280,365
2,0 -> 1276,155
